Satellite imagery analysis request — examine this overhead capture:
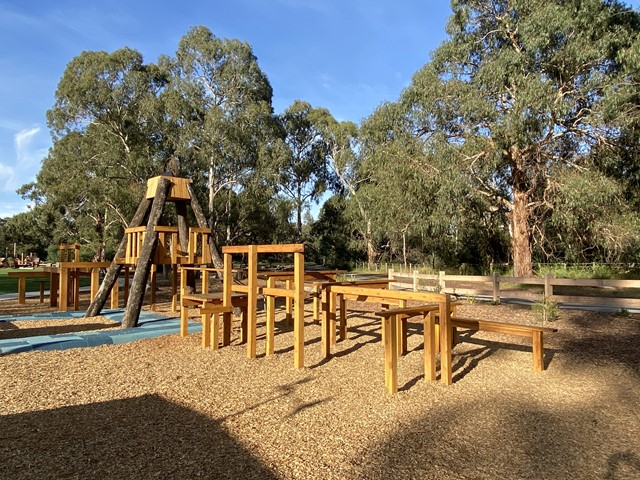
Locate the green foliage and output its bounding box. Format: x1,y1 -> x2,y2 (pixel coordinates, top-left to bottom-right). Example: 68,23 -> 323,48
532,295 -> 559,323
615,308 -> 630,317
307,195 -> 362,269
360,0 -> 640,276
276,101 -> 335,238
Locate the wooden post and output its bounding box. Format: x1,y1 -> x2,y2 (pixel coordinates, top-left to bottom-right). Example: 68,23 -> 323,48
210,312 -> 220,350
171,264 -> 178,312
73,268 -> 80,311
424,311 -> 437,381
285,279 -> 293,325
339,294 -> 347,341
110,277 -> 119,309
90,267 -> 100,301
398,299 -> 407,355
384,313 -> 398,394
247,245 -> 258,359
222,252 -> 233,343
492,272 -> 500,304
122,177 -> 170,328
533,331 -> 544,372
60,266 -> 69,311
439,295 -> 453,385
123,267 -> 130,305
438,271 -> 446,293
179,268 -> 189,337
293,250 -> 305,369
84,197 -> 151,317
321,286 -> 331,357
329,291 -> 337,346
312,284 -> 320,322
201,311 -> 211,348
17,276 -> 26,304
50,272 -> 59,308
266,276 -> 276,355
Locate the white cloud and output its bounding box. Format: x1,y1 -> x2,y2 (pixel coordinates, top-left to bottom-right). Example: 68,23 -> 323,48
0,199 -> 30,219
14,125 -> 48,167
0,163 -> 16,193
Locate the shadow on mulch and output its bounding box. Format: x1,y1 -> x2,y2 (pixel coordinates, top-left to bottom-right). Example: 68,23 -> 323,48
0,394 -> 278,480
0,322 -> 117,340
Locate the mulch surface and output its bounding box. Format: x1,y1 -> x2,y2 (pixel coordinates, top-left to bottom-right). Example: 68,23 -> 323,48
1,289 -> 639,479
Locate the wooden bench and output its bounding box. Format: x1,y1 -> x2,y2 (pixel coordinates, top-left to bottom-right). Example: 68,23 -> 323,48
181,292 -> 249,348
447,316 -> 558,373
388,306 -> 558,375
7,271 -> 50,304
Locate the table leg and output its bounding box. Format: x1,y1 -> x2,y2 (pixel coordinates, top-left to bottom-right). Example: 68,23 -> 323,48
424,311 -> 437,381
17,277 -> 26,304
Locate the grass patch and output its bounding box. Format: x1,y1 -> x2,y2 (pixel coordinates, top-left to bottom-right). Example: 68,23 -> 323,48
0,269 -> 91,296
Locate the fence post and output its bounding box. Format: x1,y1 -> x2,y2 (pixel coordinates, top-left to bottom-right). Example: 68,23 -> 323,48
413,269 -> 418,291
438,271 -> 446,292
545,272 -> 553,298
492,272 -> 500,304
388,268 -> 394,289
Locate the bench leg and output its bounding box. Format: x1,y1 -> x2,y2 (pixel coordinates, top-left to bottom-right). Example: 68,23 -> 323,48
201,313 -> 211,348
180,304 -> 189,337
222,312 -> 232,346
533,331 -> 544,372
424,312 -> 437,381
266,278 -> 276,355
211,313 -> 219,351
240,308 -> 248,344
329,292 -> 337,346
339,294 -> 347,341
384,314 -> 398,395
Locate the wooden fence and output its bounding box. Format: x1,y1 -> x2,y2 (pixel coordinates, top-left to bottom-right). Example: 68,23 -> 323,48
388,269 -> 640,309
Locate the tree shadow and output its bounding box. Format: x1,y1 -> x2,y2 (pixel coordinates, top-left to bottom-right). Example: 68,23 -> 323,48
604,451 -> 640,480
0,322 -> 116,340
0,394 -> 278,479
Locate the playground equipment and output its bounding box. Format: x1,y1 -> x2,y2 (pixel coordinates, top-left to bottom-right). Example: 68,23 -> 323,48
85,174 -> 217,327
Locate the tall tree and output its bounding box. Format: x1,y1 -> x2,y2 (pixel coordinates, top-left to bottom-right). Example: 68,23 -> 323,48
161,26 -> 277,256
395,0 -> 640,275
23,47 -> 166,259
277,100 -> 333,239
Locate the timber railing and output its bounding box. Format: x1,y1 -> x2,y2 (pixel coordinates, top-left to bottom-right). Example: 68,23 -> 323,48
388,269 -> 640,309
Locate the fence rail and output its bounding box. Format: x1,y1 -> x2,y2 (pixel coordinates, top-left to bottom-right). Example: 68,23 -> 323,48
388,269 -> 640,309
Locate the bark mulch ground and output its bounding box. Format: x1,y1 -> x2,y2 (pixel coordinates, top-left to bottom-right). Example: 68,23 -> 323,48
1,291 -> 639,479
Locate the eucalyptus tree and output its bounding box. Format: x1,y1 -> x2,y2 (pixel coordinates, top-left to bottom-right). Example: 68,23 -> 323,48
276,100 -> 336,239
161,26 -> 278,256
22,47 -> 167,259
391,0 -> 640,275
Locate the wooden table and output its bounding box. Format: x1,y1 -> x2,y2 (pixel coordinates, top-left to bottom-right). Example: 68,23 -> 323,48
321,284 -> 453,393
9,263 -> 110,310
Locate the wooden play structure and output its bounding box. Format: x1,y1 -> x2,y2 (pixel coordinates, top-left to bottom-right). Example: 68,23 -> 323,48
9,244 -> 110,310
179,243 -> 307,368
85,174 -> 218,327
318,281 -> 558,394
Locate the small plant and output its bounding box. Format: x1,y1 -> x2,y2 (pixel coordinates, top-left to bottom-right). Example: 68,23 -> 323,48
532,295 -> 558,323
465,294 -> 477,304
616,308 -> 630,317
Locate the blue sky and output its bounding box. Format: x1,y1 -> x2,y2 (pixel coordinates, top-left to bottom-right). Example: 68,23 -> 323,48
1,1 -> 638,219
0,0 -> 452,218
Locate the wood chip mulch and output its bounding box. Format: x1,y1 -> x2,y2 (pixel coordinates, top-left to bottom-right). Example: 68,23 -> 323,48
1,292 -> 639,479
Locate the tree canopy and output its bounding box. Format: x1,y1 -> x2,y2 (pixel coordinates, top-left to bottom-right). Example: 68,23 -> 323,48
4,4 -> 640,275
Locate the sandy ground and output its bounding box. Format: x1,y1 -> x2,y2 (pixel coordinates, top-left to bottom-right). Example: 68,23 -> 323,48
1,288 -> 639,479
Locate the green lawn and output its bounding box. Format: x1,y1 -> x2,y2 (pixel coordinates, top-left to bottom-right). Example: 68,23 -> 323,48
0,269 -> 91,296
